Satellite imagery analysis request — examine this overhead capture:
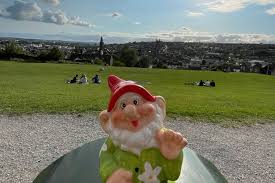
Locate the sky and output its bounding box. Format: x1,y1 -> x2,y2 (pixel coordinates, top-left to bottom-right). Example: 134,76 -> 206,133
0,0 -> 275,43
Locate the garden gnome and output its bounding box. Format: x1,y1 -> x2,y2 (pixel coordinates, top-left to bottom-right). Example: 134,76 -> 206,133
99,75 -> 187,183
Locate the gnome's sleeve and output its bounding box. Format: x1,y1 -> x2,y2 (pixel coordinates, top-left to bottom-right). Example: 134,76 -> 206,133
162,151 -> 183,181
99,138 -> 120,183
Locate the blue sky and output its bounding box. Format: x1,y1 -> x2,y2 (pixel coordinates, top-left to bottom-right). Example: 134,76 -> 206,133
0,0 -> 275,43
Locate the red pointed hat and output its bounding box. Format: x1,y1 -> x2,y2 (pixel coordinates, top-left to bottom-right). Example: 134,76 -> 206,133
107,75 -> 156,112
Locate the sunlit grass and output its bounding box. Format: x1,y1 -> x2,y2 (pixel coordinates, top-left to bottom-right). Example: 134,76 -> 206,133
0,61 -> 274,124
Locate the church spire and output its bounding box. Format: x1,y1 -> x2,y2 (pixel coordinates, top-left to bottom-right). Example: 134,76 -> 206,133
100,36 -> 104,51
99,36 -> 104,57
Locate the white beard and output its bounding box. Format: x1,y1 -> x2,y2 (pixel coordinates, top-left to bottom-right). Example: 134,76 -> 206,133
105,104 -> 164,156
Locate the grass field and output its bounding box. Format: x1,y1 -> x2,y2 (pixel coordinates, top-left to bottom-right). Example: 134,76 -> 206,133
0,61 -> 275,124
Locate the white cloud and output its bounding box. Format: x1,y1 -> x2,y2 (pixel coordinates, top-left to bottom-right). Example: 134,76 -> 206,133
154,29 -> 275,43
203,0 -> 249,12
186,11 -> 205,17
69,16 -> 94,27
134,22 -> 141,25
202,0 -> 275,13
52,27 -> 273,43
43,10 -> 68,25
42,11 -> 94,27
41,0 -> 60,6
266,7 -> 275,14
3,30 -> 275,44
0,0 -> 94,27
99,28 -> 275,44
4,0 -> 43,21
255,0 -> 275,5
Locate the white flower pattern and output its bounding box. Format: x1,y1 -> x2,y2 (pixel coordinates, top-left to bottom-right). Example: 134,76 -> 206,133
138,162 -> 162,183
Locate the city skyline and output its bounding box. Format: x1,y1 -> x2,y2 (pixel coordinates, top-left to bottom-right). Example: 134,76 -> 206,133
0,0 -> 275,43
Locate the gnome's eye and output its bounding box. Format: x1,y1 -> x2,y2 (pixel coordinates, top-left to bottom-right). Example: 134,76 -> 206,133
133,99 -> 138,105
120,102 -> 126,109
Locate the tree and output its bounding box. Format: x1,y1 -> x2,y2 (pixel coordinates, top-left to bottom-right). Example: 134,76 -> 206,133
120,46 -> 138,67
255,50 -> 272,58
47,47 -> 64,61
136,56 -> 151,68
37,47 -> 64,62
0,49 -> 3,58
69,47 -> 83,61
37,51 -> 49,62
3,41 -> 23,58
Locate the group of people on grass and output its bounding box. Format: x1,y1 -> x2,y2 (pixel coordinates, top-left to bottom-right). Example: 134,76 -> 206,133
196,80 -> 216,87
67,74 -> 101,84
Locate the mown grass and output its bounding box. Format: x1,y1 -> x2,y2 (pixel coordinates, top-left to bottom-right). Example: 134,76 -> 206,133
0,61 -> 275,125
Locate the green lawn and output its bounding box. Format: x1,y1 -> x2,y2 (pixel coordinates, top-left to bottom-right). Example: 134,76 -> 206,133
0,61 -> 275,124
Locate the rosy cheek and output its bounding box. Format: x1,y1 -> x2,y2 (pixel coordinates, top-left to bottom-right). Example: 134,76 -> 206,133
137,103 -> 156,120
111,111 -> 126,128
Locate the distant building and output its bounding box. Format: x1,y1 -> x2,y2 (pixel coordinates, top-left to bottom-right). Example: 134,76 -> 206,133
247,60 -> 273,74
189,57 -> 202,70
240,62 -> 250,72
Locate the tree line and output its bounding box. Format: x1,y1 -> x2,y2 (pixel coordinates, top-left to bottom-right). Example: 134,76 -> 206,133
0,41 -> 160,68
0,42 -> 64,62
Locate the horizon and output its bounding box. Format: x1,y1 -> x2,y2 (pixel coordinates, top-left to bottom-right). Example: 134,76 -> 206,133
2,34 -> 275,45
0,0 -> 275,44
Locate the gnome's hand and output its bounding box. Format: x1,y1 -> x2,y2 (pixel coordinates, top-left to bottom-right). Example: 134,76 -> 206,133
107,169 -> 132,183
156,129 -> 187,160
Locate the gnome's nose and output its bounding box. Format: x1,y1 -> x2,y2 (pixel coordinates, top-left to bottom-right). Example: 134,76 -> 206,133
124,105 -> 139,119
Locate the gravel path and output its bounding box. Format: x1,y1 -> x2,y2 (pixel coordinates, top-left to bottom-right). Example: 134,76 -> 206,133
0,114 -> 274,183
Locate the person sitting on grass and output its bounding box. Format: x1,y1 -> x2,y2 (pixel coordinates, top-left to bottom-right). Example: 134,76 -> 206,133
92,74 -> 101,84
210,80 -> 216,87
204,80 -> 211,87
198,80 -> 204,86
79,74 -> 88,84
67,74 -> 78,84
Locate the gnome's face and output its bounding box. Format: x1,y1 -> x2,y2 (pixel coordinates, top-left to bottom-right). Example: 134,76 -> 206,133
99,92 -> 166,155
100,92 -> 166,132
113,92 -> 162,132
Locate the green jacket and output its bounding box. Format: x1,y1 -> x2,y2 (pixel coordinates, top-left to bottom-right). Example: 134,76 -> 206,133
99,137 -> 183,183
